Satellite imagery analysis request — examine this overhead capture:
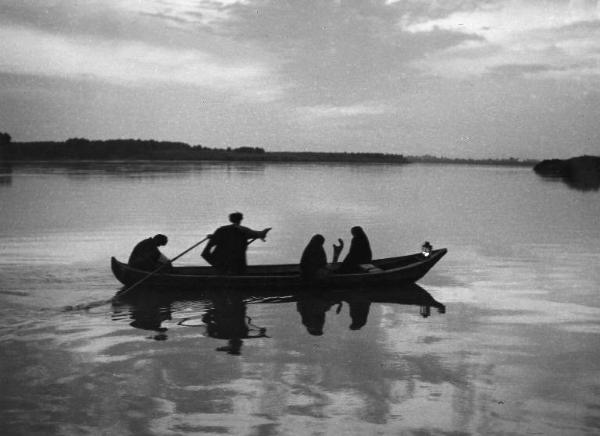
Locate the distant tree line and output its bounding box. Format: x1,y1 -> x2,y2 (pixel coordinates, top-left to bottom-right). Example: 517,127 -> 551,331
406,154 -> 538,166
266,151 -> 407,163
1,133 -> 546,166
533,155 -> 600,191
0,132 -> 12,160
0,136 -> 408,164
1,137 -> 270,161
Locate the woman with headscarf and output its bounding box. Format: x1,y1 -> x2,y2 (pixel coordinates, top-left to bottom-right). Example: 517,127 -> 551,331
338,226 -> 372,273
299,234 -> 345,282
300,234 -> 327,281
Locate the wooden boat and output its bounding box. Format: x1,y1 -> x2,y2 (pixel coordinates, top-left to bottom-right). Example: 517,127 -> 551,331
111,248 -> 447,291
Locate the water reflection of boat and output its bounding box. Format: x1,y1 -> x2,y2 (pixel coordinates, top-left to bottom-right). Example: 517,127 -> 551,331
111,249 -> 447,291
112,283 -> 445,346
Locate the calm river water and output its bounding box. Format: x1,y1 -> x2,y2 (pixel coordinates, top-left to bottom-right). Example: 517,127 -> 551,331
0,161 -> 599,435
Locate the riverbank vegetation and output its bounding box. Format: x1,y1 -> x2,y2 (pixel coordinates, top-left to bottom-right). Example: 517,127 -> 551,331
534,155 -> 600,190
1,134 -> 537,166
1,137 -> 407,164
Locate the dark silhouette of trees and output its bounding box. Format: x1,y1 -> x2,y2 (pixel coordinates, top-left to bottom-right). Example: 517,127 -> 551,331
0,132 -> 11,145
534,155 -> 600,191
0,132 -> 13,160
4,137 -> 408,164
5,134 -> 546,167
233,146 -> 265,154
406,154 -> 537,166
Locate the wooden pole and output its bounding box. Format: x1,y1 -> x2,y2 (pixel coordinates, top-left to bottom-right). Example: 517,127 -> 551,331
117,236 -> 210,297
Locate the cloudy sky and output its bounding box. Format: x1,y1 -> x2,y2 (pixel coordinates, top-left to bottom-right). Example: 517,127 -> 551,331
1,0 -> 599,158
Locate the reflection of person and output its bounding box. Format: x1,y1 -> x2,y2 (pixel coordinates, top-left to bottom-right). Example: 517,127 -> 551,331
419,302 -> 446,317
299,234 -> 343,282
203,295 -> 249,340
338,226 -> 372,273
129,307 -> 171,340
296,296 -> 336,336
128,234 -> 171,271
202,292 -> 267,355
347,295 -> 371,330
216,338 -> 244,355
202,212 -> 271,274
117,290 -> 172,341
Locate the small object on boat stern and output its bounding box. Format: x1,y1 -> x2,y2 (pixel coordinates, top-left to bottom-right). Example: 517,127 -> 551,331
421,241 -> 433,257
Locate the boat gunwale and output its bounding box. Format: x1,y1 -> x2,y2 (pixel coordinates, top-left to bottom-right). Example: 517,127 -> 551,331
111,248 -> 447,280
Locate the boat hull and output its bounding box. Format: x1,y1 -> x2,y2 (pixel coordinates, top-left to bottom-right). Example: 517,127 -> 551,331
111,248 -> 447,291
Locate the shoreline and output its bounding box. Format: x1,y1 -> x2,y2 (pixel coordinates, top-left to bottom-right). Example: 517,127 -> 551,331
1,158 -> 537,167
1,138 -> 537,167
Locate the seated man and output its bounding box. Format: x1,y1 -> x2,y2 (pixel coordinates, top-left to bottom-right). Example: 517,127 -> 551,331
128,234 -> 171,271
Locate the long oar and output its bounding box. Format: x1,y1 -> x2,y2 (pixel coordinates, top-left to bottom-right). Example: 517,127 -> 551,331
116,236 -> 210,298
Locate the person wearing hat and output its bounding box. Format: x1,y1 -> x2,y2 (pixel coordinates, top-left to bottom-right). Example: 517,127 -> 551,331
128,234 -> 171,271
202,212 -> 271,274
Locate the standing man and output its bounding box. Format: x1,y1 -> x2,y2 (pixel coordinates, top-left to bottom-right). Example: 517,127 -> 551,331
202,212 -> 271,274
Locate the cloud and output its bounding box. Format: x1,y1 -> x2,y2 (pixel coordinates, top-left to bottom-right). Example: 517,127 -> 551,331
402,0 -> 600,79
0,0 -> 248,33
0,25 -> 281,101
291,103 -> 394,137
403,1 -> 600,41
209,0 -> 482,105
2,0 -> 599,158
297,103 -> 390,119
117,0 -> 249,27
490,63 -> 566,75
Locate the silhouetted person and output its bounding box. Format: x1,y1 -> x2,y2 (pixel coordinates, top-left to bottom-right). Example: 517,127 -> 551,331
202,212 -> 271,274
128,234 -> 171,271
337,226 -> 372,273
300,234 -> 327,281
299,234 -> 343,282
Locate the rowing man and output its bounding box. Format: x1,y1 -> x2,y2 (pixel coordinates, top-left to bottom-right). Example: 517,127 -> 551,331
202,212 -> 271,275
128,234 -> 171,271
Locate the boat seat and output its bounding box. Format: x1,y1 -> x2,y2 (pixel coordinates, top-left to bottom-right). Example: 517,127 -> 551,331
359,263 -> 383,273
